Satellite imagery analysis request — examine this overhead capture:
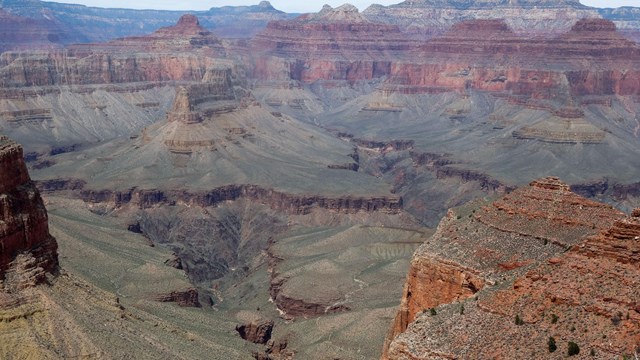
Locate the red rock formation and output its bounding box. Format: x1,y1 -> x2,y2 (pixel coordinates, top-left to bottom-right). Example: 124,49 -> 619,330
382,177 -> 624,358
387,206 -> 640,359
384,18 -> 640,97
0,15 -> 227,88
0,9 -> 82,52
236,319 -> 274,344
36,180 -> 403,215
0,136 -> 58,290
153,288 -> 200,307
251,4 -> 416,83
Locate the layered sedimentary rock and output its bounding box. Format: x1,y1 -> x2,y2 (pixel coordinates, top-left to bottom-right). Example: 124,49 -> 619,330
252,4 -> 416,83
382,177 -> 624,358
363,0 -> 601,36
385,19 -> 640,97
236,319 -> 274,344
38,182 -> 402,216
154,288 -> 201,307
0,15 -> 228,88
0,136 -> 58,290
0,0 -> 292,42
386,183 -> 640,359
0,14 -> 241,155
0,9 -> 82,52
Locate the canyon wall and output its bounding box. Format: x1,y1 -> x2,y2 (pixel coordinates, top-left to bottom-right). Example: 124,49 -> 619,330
386,194 -> 640,358
0,136 -> 58,290
382,177 -> 624,358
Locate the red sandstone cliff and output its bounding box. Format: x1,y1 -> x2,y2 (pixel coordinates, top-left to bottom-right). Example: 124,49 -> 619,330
382,177 -> 626,358
386,207 -> 640,358
251,4 -> 416,83
0,136 -> 58,291
384,19 -> 640,97
0,15 -> 228,88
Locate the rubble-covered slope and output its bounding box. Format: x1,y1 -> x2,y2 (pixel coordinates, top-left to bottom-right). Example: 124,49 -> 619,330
384,177 -> 639,359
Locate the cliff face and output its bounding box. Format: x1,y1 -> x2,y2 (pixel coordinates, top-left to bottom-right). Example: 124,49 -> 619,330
386,205 -> 640,359
0,9 -> 82,52
0,15 -> 229,88
252,4 -> 415,83
0,0 -> 292,42
363,0 -> 601,36
383,177 -> 625,358
0,136 -> 58,291
384,19 -> 640,97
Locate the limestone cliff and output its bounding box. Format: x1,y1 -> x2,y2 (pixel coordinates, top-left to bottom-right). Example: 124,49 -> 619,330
363,0 -> 601,36
0,136 -> 58,291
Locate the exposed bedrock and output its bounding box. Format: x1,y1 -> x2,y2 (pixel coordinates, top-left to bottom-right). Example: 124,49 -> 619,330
382,177 -> 624,358
0,136 -> 58,291
251,5 -> 415,83
386,203 -> 640,359
36,181 -> 403,216
384,19 -> 640,96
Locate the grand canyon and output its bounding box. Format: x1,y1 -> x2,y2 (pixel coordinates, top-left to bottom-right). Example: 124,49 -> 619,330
1,0 -> 639,359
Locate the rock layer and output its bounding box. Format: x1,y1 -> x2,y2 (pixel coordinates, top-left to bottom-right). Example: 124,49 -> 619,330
383,177 -> 624,358
387,206 -> 640,359
252,4 -> 415,83
0,136 -> 58,290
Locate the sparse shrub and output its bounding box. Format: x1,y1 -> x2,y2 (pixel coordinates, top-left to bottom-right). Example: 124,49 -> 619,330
568,341 -> 580,356
430,308 -> 437,316
548,337 -> 557,353
612,312 -> 622,326
590,348 -> 596,356
515,314 -> 524,325
460,304 -> 465,315
551,314 -> 558,324
570,325 -> 576,332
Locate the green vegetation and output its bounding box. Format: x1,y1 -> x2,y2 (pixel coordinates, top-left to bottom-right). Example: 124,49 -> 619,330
548,337 -> 557,353
515,314 -> 524,325
551,314 -> 558,324
568,342 -> 580,356
430,308 -> 437,316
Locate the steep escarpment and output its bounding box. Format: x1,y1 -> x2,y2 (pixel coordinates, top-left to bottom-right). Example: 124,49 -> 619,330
385,19 -> 640,96
382,177 -> 624,358
0,15 -> 228,88
38,181 -> 402,216
386,181 -> 640,359
0,0 -> 292,42
0,14 -> 240,156
252,4 -> 415,83
0,136 -> 58,290
363,0 -> 601,36
0,9 -> 83,52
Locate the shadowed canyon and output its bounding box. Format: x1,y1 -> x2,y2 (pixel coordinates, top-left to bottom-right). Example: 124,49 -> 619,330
1,0 -> 640,359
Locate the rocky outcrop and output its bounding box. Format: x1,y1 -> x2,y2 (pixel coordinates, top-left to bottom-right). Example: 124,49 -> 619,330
363,0 -> 601,36
0,0 -> 292,42
382,177 -> 624,358
236,319 -> 274,344
153,288 -> 201,307
386,203 -> 640,359
0,15 -> 230,88
0,9 -> 82,52
0,136 -> 58,290
384,19 -> 640,97
37,180 -> 403,216
252,4 -> 416,83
